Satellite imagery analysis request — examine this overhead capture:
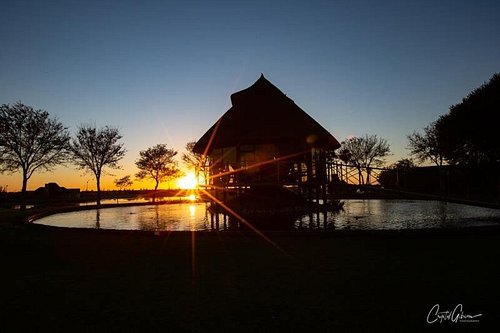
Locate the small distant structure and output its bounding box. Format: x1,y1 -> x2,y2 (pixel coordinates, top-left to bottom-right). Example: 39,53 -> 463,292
34,183 -> 80,201
193,74 -> 342,224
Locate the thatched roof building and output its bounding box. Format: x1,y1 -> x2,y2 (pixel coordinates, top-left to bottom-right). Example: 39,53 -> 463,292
194,75 -> 343,227
194,74 -> 340,191
193,74 -> 340,155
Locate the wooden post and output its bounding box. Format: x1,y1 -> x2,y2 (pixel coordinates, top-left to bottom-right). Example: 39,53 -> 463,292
307,152 -> 313,204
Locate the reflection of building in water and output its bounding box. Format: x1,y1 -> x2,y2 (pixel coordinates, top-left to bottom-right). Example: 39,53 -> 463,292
34,182 -> 80,201
193,74 -> 343,225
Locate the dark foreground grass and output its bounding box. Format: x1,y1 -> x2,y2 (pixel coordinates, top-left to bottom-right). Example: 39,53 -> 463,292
1,214 -> 499,332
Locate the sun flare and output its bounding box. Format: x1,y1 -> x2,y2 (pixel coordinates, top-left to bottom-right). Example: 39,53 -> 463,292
177,172 -> 198,190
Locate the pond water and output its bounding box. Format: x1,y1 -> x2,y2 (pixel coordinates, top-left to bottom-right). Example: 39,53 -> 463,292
36,203 -> 210,231
33,199 -> 500,231
297,199 -> 500,230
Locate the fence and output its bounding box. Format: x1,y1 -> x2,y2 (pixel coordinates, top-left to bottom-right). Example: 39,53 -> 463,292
327,162 -> 389,185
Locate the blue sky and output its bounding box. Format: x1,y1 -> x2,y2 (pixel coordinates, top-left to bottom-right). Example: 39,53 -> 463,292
1,0 -> 499,190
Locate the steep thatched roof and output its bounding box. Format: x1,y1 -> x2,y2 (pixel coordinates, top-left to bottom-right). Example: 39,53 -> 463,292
193,74 -> 340,154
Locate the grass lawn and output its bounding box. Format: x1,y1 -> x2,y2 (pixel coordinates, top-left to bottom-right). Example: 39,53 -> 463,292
1,208 -> 499,332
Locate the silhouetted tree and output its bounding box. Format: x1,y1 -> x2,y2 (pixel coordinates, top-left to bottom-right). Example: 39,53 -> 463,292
436,73 -> 500,165
336,146 -> 352,164
378,158 -> 416,188
135,144 -> 180,202
393,158 -> 416,169
0,102 -> 69,198
114,175 -> 133,190
69,125 -> 126,205
340,134 -> 391,184
407,120 -> 446,167
181,140 -> 208,185
407,120 -> 450,195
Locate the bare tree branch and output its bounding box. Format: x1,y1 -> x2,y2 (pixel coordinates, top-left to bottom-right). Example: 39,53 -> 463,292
0,102 -> 70,195
181,140 -> 208,185
135,144 -> 180,201
69,124 -> 126,205
340,134 -> 391,184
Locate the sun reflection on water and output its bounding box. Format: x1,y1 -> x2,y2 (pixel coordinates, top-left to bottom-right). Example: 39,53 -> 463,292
189,204 -> 196,217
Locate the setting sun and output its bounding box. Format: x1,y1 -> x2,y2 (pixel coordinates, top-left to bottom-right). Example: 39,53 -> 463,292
177,172 -> 198,189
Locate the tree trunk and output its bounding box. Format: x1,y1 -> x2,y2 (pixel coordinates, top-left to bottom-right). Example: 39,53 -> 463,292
153,180 -> 159,203
357,168 -> 364,185
21,174 -> 28,193
20,169 -> 28,210
96,176 -> 101,206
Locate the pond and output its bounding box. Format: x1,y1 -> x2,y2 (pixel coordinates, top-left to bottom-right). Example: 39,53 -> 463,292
33,199 -> 500,231
297,199 -> 500,230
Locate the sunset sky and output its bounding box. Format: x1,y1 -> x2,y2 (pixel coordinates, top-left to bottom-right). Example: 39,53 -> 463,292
1,0 -> 499,191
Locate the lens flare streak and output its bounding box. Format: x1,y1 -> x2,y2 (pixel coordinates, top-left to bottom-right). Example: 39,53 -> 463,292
201,189 -> 288,256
